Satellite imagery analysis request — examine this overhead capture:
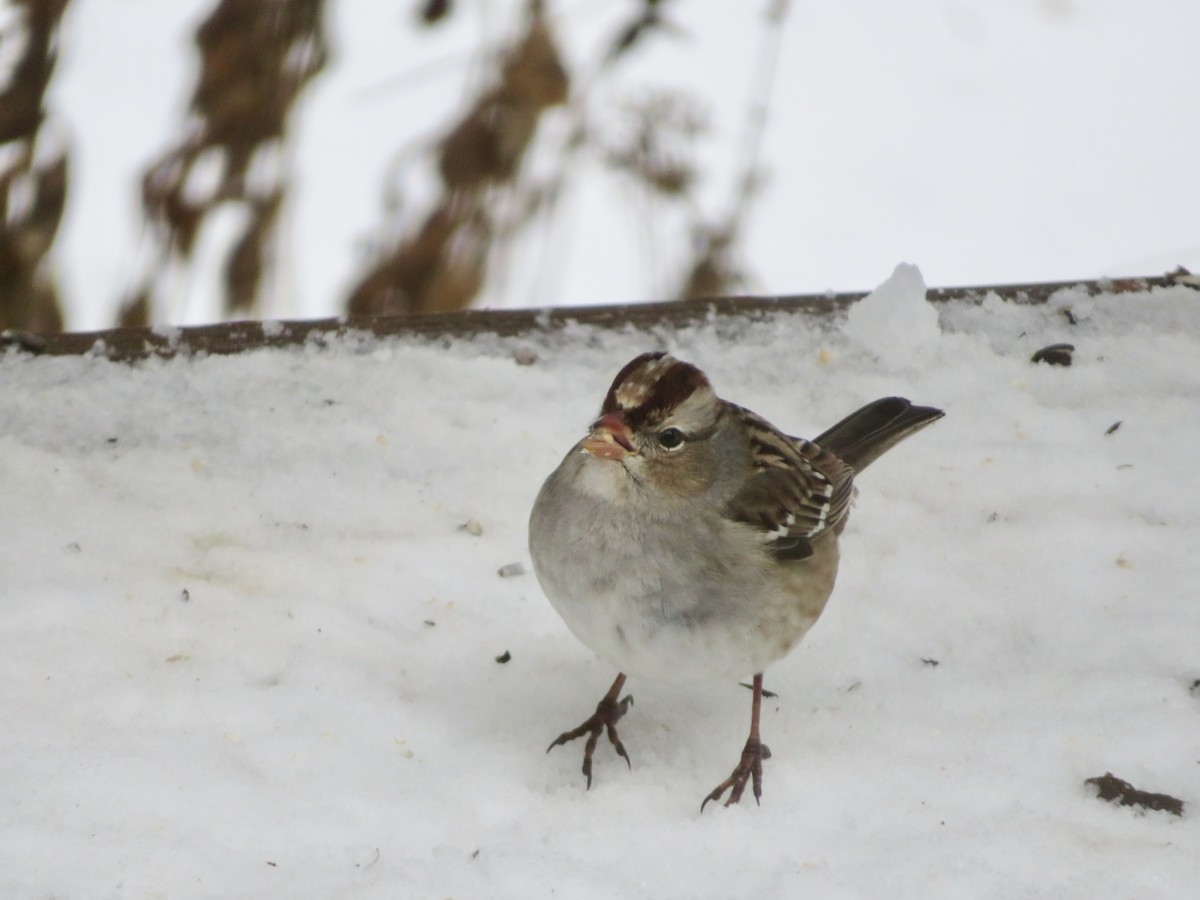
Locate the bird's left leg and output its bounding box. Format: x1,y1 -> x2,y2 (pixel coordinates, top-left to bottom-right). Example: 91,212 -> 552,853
701,672 -> 771,810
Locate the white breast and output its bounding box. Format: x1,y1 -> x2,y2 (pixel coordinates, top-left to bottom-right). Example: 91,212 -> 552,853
529,453 -> 825,684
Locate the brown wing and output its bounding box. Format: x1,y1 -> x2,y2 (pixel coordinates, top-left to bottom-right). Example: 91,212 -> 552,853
722,406 -> 855,560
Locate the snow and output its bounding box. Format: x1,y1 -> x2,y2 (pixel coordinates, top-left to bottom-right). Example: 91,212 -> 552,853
844,262 -> 939,360
4,274 -> 1199,897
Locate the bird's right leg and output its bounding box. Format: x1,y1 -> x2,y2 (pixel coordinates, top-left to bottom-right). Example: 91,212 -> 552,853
547,673 -> 633,789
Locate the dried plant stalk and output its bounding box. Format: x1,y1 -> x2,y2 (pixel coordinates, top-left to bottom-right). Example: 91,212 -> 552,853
352,0 -> 787,314
348,3 -> 568,316
132,0 -> 328,322
0,0 -> 71,332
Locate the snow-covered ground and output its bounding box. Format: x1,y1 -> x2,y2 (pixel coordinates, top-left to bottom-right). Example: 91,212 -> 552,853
3,269 -> 1198,898
46,0 -> 1200,326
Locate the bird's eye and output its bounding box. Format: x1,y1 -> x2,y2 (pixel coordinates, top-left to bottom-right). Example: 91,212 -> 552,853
657,427 -> 685,450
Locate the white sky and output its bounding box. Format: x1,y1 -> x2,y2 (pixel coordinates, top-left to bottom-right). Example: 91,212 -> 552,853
45,0 -> 1200,327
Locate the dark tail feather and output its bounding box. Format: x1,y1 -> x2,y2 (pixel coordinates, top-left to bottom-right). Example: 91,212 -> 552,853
814,397 -> 943,471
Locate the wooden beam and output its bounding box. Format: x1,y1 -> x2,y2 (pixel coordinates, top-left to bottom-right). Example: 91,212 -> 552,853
2,274 -> 1187,363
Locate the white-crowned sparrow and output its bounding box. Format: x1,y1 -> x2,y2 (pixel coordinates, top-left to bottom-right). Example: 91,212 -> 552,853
529,352 -> 943,808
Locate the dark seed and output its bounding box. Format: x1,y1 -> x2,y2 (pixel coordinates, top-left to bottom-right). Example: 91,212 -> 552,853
1031,343 -> 1075,366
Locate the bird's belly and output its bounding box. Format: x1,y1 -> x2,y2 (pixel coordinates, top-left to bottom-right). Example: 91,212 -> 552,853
550,581 -> 793,684
532,512 -> 833,684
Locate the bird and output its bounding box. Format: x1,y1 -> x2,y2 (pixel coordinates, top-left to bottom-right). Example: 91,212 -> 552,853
528,352 -> 943,809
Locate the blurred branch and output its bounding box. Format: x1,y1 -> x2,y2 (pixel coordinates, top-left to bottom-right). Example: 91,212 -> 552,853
127,0 -> 329,325
0,0 -> 72,332
347,1 -> 568,316
677,0 -> 790,301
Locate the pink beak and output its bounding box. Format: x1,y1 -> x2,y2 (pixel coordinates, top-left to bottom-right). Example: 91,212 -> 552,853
581,411 -> 636,460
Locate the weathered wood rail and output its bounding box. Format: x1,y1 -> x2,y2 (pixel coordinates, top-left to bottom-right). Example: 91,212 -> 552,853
2,274 -> 1192,363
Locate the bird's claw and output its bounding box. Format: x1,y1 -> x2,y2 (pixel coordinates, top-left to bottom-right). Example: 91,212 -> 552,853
547,693 -> 634,789
701,737 -> 770,811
